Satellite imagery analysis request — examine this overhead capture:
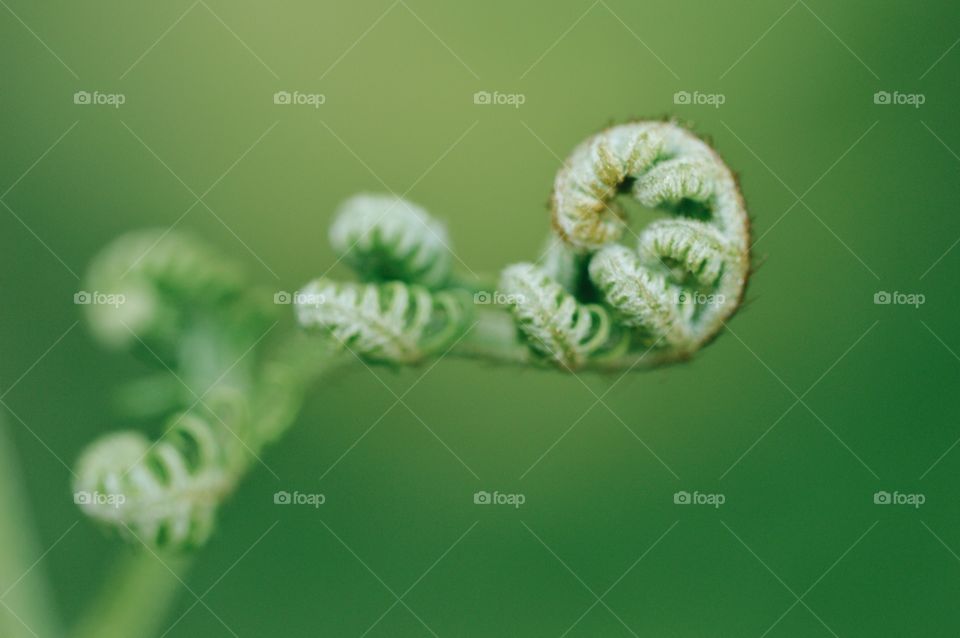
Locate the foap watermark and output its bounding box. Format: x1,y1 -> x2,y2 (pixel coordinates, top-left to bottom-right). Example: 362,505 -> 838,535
874,490 -> 924,508
273,90 -> 326,108
674,291 -> 726,306
74,290 -> 126,308
674,490 -> 725,508
473,290 -> 525,305
673,90 -> 725,108
473,91 -> 526,108
474,490 -> 525,508
874,290 -> 925,308
873,91 -> 925,108
274,490 -> 325,508
73,90 -> 126,108
74,490 -> 126,508
274,290 -> 326,305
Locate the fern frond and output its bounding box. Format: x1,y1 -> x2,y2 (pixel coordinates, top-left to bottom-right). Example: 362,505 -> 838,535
73,119 -> 755,559
73,405 -> 243,549
551,127 -> 664,249
329,194 -> 453,288
83,230 -> 246,351
544,121 -> 750,356
499,263 -> 624,369
589,245 -> 693,347
638,219 -> 733,286
632,156 -> 720,209
294,278 -> 466,364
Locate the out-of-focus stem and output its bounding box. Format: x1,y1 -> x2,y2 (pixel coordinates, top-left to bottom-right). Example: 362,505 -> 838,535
71,550 -> 191,638
0,418 -> 63,638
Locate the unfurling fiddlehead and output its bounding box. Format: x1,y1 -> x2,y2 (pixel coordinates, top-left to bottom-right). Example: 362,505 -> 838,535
329,193 -> 453,288
295,121 -> 749,371
83,230 -> 247,354
498,263 -> 626,369
74,396 -> 242,548
296,194 -> 471,365
295,279 -> 466,365
500,120 -> 750,366
75,120 -> 752,551
73,231 -> 337,550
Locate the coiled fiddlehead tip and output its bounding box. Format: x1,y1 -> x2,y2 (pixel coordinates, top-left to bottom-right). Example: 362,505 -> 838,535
551,125 -> 666,250
83,229 -> 245,351
588,244 -> 694,348
294,278 -> 467,365
499,263 -> 624,370
74,403 -> 241,550
329,193 -> 453,288
547,120 -> 750,357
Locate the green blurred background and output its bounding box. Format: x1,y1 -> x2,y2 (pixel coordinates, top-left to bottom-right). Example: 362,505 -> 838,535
2,0 -> 960,635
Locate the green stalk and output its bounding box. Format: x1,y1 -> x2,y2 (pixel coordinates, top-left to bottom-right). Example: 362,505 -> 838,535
71,550 -> 190,638
0,418 -> 62,638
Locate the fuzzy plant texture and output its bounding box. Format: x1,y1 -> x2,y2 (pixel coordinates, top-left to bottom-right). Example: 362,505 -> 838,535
74,120 -> 751,551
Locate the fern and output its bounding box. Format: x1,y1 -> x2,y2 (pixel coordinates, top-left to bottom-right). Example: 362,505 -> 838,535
499,263 -> 625,369
329,193 -> 453,288
74,407 -> 240,548
295,279 -> 467,364
83,230 -> 246,352
73,120 -> 752,559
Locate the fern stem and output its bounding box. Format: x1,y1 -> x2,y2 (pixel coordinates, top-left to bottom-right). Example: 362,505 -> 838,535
0,418 -> 62,638
71,550 -> 190,638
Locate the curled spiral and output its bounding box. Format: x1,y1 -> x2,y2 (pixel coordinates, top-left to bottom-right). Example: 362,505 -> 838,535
499,121 -> 750,365
73,392 -> 246,549
329,194 -> 453,288
588,244 -> 694,346
295,278 -> 466,365
83,230 -> 246,351
551,125 -> 665,250
499,263 -> 626,368
297,194 -> 469,365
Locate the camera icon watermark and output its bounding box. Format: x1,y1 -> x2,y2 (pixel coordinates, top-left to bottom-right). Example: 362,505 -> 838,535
673,90 -> 725,108
873,490 -> 924,508
873,90 -> 925,108
473,490 -> 525,508
73,90 -> 126,108
74,290 -> 126,308
74,490 -> 126,508
275,290 -> 326,305
873,290 -> 925,308
274,490 -> 325,508
673,490 -> 725,508
473,290 -> 526,305
674,291 -> 725,306
473,91 -> 526,109
273,90 -> 326,108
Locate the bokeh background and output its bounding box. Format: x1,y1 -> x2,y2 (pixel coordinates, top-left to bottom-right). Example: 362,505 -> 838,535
2,0 -> 960,635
